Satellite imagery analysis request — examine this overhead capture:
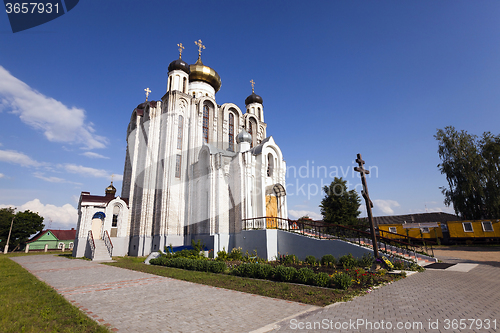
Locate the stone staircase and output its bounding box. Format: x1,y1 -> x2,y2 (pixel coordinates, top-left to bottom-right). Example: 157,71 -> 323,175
92,239 -> 112,261
359,238 -> 437,266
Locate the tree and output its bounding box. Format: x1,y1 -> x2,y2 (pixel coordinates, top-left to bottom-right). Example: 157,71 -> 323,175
319,177 -> 361,227
435,126 -> 500,220
0,208 -> 44,251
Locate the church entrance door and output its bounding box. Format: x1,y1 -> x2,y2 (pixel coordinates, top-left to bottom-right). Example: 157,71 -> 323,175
266,195 -> 278,229
91,218 -> 103,239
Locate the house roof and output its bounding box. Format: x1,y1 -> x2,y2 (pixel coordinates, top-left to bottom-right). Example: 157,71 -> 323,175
368,212 -> 460,225
28,229 -> 76,243
80,193 -> 129,206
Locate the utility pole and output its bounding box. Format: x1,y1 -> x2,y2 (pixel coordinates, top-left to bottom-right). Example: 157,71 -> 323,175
3,216 -> 14,254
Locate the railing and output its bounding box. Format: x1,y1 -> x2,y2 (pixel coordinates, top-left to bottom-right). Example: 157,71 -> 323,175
87,230 -> 95,259
103,230 -> 113,258
377,228 -> 435,257
241,217 -> 433,260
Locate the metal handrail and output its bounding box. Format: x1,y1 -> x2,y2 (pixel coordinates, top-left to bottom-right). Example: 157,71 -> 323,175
103,230 -> 113,258
88,230 -> 95,259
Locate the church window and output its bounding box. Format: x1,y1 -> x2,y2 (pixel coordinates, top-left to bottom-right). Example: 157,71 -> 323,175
112,205 -> 120,227
168,77 -> 172,92
267,153 -> 274,177
248,118 -> 257,148
193,92 -> 196,98
203,105 -> 209,143
177,115 -> 184,150
175,154 -> 182,178
228,113 -> 234,151
183,77 -> 187,93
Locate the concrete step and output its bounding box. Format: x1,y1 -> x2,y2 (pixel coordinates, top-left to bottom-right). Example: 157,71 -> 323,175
92,239 -> 112,261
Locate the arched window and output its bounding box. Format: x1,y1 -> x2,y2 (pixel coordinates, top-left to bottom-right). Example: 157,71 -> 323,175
112,205 -> 120,227
182,77 -> 187,93
267,153 -> 274,177
248,118 -> 257,148
203,105 -> 209,143
177,115 -> 183,150
168,77 -> 172,92
228,113 -> 234,151
175,154 -> 182,178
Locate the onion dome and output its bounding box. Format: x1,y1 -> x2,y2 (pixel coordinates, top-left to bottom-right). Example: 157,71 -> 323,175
245,93 -> 263,106
168,58 -> 190,74
236,130 -> 252,144
189,57 -> 221,92
105,182 -> 116,197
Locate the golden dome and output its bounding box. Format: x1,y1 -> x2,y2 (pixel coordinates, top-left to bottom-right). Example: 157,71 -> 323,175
189,57 -> 221,92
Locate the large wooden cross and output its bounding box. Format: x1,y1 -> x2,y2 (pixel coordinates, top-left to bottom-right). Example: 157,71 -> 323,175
354,153 -> 379,258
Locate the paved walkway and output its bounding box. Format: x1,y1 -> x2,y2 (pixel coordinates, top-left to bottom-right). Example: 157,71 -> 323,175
10,255 -> 316,332
11,254 -> 500,333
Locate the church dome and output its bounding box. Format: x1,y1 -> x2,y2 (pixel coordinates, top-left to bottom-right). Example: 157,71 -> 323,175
236,130 -> 252,144
245,93 -> 263,106
105,182 -> 116,197
168,58 -> 190,74
189,57 -> 221,92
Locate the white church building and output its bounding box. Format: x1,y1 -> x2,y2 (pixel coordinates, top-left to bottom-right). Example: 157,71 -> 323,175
73,42 -> 290,260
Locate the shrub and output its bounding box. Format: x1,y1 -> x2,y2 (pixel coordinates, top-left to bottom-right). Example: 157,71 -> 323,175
392,260 -> 405,270
357,253 -> 374,268
274,265 -> 297,282
305,255 -> 317,266
256,264 -> 275,279
234,263 -> 259,278
228,247 -> 244,261
339,253 -> 357,269
332,272 -> 353,290
320,254 -> 336,266
216,248 -> 228,261
296,267 -> 315,285
208,261 -> 227,273
313,272 -> 331,287
280,254 -> 297,265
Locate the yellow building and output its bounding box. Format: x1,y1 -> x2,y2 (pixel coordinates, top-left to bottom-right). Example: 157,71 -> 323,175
447,219 -> 500,239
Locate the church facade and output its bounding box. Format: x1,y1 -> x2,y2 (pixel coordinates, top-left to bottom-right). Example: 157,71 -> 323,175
73,42 -> 288,258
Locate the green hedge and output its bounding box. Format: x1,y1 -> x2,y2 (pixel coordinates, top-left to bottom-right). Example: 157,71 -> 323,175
150,257 -> 226,273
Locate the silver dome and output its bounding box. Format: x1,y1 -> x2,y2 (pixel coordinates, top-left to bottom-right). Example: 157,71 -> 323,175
236,130 -> 252,144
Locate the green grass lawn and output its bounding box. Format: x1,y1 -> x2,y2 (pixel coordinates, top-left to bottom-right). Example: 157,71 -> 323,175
0,254 -> 109,333
106,256 -> 365,306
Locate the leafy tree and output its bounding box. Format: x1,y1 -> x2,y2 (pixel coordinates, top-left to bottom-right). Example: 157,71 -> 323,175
320,177 -> 361,227
435,126 -> 500,219
0,208 -> 44,251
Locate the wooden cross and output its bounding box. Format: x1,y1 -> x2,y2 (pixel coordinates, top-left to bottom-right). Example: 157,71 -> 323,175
177,43 -> 184,58
195,39 -> 205,57
354,153 -> 379,258
250,79 -> 255,93
144,87 -> 151,101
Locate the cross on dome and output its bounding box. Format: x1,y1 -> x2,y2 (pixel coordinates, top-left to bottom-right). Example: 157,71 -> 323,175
144,87 -> 151,101
250,79 -> 255,93
177,43 -> 184,58
195,39 -> 205,57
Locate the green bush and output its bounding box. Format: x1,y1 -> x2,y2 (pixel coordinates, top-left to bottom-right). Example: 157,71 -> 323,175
332,272 -> 353,290
339,253 -> 357,269
305,255 -> 317,266
357,253 -> 374,268
280,254 -> 297,265
216,248 -> 228,261
256,264 -> 275,279
274,265 -> 297,282
313,272 -> 331,287
296,267 -> 315,285
150,257 -> 226,274
227,247 -> 244,261
320,254 -> 336,266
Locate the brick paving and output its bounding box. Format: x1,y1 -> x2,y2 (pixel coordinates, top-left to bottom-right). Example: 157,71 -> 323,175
10,255 -> 316,333
11,254 -> 500,332
271,257 -> 500,332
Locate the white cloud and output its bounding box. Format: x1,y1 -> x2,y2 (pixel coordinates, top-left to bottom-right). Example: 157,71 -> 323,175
0,66 -> 107,149
0,199 -> 78,229
373,199 -> 400,215
0,149 -> 41,167
33,172 -> 82,185
62,164 -> 110,178
288,210 -> 323,220
81,152 -> 110,159
0,173 -> 4,178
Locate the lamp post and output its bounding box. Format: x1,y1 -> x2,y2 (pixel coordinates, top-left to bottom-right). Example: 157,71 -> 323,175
3,217 -> 14,254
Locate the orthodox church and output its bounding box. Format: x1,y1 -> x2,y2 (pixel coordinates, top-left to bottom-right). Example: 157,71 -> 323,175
73,41 -> 288,259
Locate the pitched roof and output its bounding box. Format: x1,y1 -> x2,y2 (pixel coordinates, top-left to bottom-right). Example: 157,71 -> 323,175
28,229 -> 76,243
368,212 -> 460,225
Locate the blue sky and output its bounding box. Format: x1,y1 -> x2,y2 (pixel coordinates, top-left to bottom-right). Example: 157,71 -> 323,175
1,1 -> 499,229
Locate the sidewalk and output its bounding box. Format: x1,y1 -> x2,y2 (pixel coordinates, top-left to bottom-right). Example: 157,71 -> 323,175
10,255 -> 316,333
